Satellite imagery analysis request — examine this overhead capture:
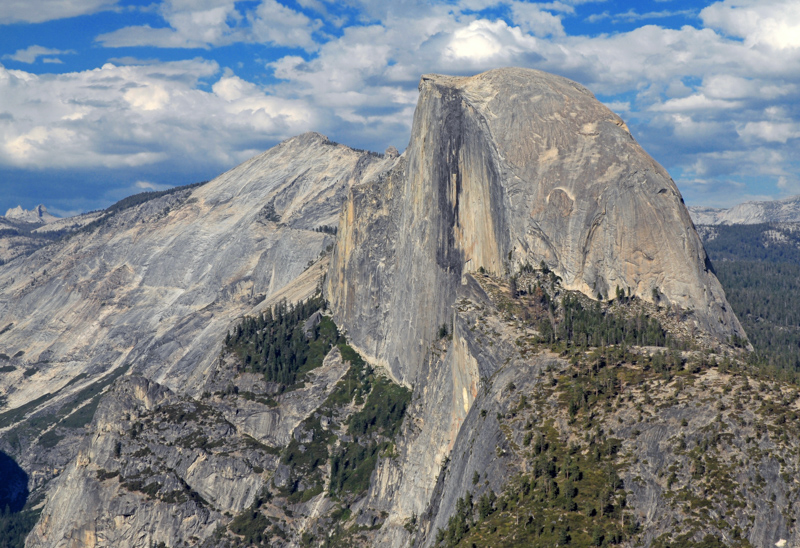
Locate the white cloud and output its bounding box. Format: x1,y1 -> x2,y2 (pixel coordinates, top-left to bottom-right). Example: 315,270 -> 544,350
776,176 -> 800,193
612,9 -> 695,22
509,2 -> 565,37
604,101 -> 630,113
0,0 -> 117,24
651,94 -> 742,112
0,60 -> 317,171
3,45 -> 76,64
444,20 -> 538,63
586,11 -> 609,23
3,0 -> 800,208
97,0 -> 321,50
701,0 -> 800,50
249,0 -> 322,50
738,121 -> 800,143
135,181 -> 171,191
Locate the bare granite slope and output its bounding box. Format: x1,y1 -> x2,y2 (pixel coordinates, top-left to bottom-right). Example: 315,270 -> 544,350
0,133 -> 394,517
0,132 -> 392,411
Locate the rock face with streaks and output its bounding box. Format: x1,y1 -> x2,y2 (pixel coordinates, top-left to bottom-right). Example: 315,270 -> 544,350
328,68 -> 744,387
0,132 -> 392,415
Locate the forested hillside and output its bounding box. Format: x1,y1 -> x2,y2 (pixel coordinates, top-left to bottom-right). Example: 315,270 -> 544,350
700,223 -> 800,377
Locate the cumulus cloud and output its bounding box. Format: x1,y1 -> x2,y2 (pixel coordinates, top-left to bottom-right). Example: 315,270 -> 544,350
4,0 -> 800,207
509,2 -> 565,37
701,0 -> 800,50
738,121 -> 800,143
0,0 -> 117,24
0,60 -> 317,171
3,45 -> 76,64
97,0 -> 321,50
444,20 -> 538,63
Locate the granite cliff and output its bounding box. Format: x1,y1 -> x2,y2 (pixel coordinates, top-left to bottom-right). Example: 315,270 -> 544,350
4,69 -> 796,548
328,68 -> 743,387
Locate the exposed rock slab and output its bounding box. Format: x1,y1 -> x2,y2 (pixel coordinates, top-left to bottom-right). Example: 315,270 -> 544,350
3,205 -> 58,225
0,132 -> 393,421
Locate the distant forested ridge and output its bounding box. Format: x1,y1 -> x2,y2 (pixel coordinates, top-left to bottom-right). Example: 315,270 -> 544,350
701,223 -> 800,376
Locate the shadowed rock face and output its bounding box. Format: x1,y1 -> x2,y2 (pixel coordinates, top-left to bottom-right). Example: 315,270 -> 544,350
328,68 -> 744,384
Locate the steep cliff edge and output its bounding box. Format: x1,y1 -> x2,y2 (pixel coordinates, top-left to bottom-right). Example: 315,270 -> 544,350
328,68 -> 744,387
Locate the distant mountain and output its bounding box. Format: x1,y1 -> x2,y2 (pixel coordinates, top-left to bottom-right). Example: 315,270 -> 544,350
3,204 -> 58,224
0,208 -> 102,265
689,194 -> 800,225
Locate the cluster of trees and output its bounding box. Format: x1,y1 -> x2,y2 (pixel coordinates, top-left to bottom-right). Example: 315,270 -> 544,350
314,225 -> 337,235
538,293 -> 667,348
0,505 -> 39,548
225,296 -> 342,388
329,441 -> 384,496
703,223 -> 800,264
435,432 -> 629,547
329,371 -> 411,496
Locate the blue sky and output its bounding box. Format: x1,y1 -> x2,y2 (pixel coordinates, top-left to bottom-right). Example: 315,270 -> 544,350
1,0 -> 799,216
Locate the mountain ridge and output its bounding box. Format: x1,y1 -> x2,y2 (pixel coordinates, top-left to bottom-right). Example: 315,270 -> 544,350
689,194 -> 800,225
5,68 -> 798,548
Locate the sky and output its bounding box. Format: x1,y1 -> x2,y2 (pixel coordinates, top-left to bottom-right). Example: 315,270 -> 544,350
0,0 -> 799,216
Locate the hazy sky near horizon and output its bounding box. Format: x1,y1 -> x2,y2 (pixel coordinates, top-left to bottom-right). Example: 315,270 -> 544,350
1,0 -> 799,216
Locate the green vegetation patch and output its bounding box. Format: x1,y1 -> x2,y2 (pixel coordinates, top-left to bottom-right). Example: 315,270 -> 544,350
225,295 -> 344,389
554,293 -> 666,348
227,488 -> 274,546
330,363 -> 411,497
0,495 -> 43,548
275,339 -> 411,503
435,420 -> 631,547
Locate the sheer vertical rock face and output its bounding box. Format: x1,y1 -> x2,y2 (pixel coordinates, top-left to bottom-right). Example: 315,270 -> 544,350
328,68 -> 744,385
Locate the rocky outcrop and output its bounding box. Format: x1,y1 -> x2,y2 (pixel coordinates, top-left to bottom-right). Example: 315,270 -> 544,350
689,194 -> 800,225
328,68 -> 744,387
3,205 -> 58,225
